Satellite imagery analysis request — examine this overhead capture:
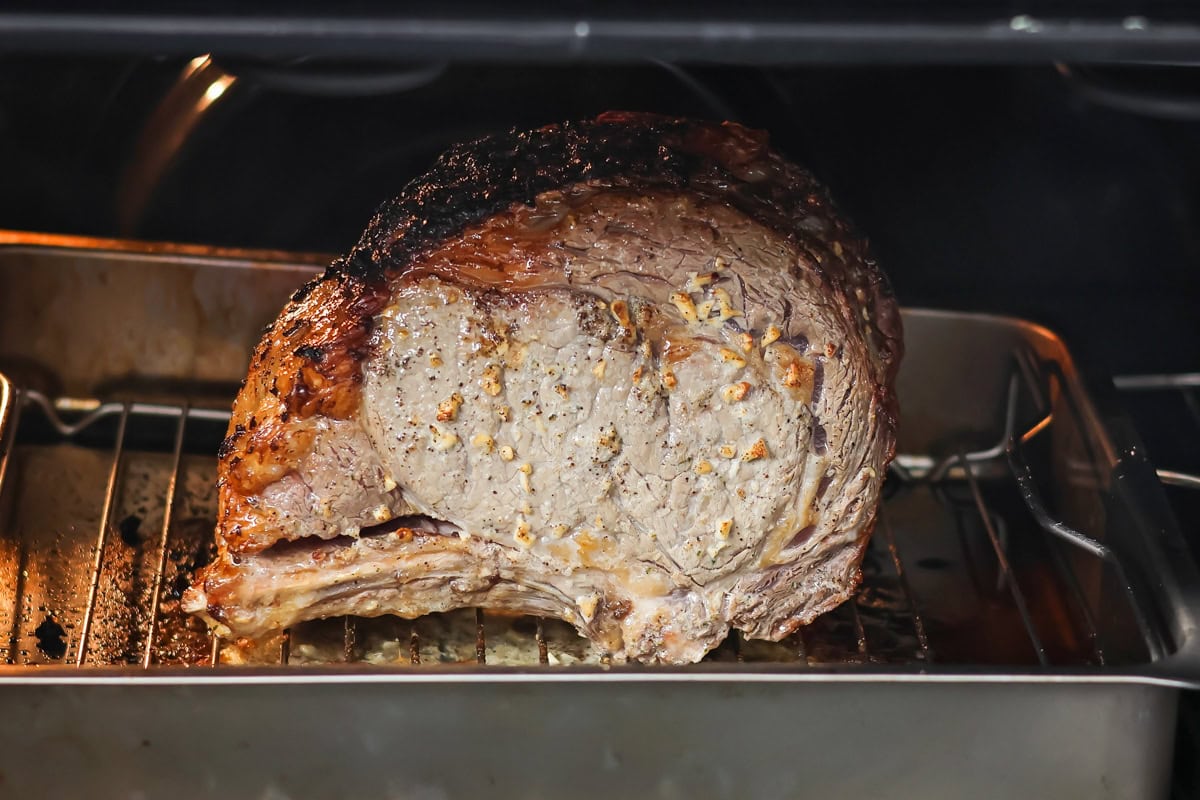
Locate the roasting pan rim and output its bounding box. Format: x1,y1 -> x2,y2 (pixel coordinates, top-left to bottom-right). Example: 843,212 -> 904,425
0,227 -> 1121,344
0,662 -> 1195,689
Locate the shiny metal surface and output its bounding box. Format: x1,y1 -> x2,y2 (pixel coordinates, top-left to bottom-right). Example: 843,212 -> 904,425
0,680 -> 1179,800
0,231 -> 1197,799
1112,372 -> 1200,490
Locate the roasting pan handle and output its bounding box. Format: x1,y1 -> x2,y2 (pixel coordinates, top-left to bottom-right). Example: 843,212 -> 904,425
1083,367 -> 1200,687
994,349 -> 1200,687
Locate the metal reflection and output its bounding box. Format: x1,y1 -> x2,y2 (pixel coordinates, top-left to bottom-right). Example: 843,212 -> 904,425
116,55 -> 237,235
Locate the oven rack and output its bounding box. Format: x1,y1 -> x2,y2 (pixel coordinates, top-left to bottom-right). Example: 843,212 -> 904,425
0,347 -> 1181,670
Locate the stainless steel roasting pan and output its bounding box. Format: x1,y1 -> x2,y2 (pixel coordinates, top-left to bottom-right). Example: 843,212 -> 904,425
0,232 -> 1197,799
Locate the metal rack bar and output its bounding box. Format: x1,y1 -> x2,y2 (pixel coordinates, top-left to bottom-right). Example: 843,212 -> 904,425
535,617 -> 549,665
4,547 -> 27,665
1159,469 -> 1200,490
1044,537 -> 1106,665
961,450 -> 1048,665
75,401 -> 131,666
0,378 -> 19,499
792,629 -> 809,664
848,599 -> 868,658
894,376 -> 1021,483
1008,442 -> 1164,660
23,392 -> 230,434
878,507 -> 931,661
474,608 -> 486,664
343,616 -> 358,662
1,384 -> 25,665
279,628 -> 291,665
210,635 -> 221,667
1011,354 -> 1107,663
1013,357 -> 1166,660
142,405 -> 189,668
1113,372 -> 1200,390
1112,372 -> 1200,489
409,624 -> 421,665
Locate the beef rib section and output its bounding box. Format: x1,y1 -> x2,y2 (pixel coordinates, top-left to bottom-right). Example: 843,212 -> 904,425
183,112 -> 901,663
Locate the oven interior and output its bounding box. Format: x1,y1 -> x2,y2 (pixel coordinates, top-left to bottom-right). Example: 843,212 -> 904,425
2,42 -> 1200,798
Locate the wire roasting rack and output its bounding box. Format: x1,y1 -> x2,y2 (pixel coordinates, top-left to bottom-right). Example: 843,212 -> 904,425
0,339 -> 1185,671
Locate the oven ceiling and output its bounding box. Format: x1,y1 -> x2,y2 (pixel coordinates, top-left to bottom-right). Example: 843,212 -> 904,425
3,1 -> 1200,63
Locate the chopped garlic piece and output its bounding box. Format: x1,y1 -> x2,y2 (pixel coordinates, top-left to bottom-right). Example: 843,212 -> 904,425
499,445 -> 516,461
597,427 -> 621,453
578,595 -> 600,623
436,392 -> 464,421
429,425 -> 459,451
719,348 -> 747,369
481,363 -> 503,396
514,519 -> 534,548
694,459 -> 714,475
592,359 -> 607,379
761,325 -> 782,348
721,381 -> 751,403
741,438 -> 769,462
784,360 -> 807,389
670,291 -> 699,323
471,433 -> 495,454
610,299 -> 634,330
712,287 -> 740,322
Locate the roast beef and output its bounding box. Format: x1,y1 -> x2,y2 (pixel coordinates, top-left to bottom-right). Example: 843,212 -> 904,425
183,112 -> 902,664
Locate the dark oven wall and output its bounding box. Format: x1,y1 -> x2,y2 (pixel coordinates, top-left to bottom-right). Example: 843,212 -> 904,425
1,57 -> 1197,379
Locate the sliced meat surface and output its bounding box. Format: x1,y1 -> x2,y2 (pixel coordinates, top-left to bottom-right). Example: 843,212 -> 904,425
184,112 -> 901,663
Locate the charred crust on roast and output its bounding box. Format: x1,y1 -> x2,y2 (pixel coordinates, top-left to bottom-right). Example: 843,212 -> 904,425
294,345 -> 325,363
239,115 -> 895,442
217,426 -> 245,459
290,272 -> 325,303
281,318 -> 306,337
314,112 -> 898,378
606,597 -> 634,621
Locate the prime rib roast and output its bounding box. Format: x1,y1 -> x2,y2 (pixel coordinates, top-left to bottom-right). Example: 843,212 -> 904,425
183,112 -> 902,664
